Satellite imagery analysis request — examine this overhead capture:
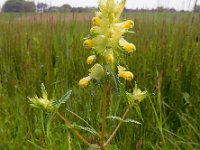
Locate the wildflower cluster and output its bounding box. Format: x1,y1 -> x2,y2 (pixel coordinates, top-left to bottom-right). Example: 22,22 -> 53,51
28,84 -> 72,112
28,84 -> 58,112
79,0 -> 137,88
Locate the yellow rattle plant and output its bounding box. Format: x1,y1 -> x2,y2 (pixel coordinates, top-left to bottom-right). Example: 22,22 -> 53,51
29,0 -> 147,149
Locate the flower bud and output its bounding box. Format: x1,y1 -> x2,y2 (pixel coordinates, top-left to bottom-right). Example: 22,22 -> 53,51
123,20 -> 134,29
79,76 -> 92,88
92,17 -> 101,26
123,43 -> 136,53
107,53 -> 114,64
83,39 -> 94,49
87,55 -> 96,65
119,38 -> 136,53
118,66 -> 134,81
104,49 -> 114,64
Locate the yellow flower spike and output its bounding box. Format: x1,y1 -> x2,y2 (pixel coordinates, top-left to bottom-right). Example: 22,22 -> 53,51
122,20 -> 134,29
83,39 -> 94,49
79,76 -> 92,88
118,66 -> 134,81
92,17 -> 101,26
119,38 -> 136,53
87,55 -> 96,65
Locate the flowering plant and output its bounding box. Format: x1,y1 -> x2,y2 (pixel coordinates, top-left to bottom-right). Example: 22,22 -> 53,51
29,0 -> 147,149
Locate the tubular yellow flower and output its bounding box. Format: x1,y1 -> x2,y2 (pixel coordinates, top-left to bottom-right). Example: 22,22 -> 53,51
79,76 -> 92,88
92,17 -> 101,26
122,20 -> 134,29
104,49 -> 114,64
87,55 -> 96,65
120,71 -> 134,81
123,43 -> 136,53
83,39 -> 94,49
118,66 -> 134,81
119,38 -> 136,53
107,53 -> 114,64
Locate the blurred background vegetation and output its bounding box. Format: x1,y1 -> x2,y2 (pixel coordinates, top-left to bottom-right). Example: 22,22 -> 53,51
0,1 -> 200,150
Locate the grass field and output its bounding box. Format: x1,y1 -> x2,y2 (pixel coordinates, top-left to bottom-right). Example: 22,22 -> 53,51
0,12 -> 200,150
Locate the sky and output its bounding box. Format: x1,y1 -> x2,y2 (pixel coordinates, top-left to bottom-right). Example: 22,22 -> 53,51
0,0 -> 199,11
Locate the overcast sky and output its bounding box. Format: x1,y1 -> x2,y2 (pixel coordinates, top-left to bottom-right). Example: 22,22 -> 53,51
0,0 -> 199,11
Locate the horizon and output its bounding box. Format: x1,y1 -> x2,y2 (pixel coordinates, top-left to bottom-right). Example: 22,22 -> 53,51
0,0 -> 199,11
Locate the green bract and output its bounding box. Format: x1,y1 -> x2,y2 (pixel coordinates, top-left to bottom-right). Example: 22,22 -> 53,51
89,64 -> 105,80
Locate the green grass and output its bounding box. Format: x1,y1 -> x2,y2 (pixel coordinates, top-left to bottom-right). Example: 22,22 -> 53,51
0,12 -> 200,150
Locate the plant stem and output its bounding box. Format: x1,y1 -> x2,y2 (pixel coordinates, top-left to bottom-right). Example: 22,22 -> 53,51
100,81 -> 110,150
56,112 -> 99,149
104,106 -> 131,147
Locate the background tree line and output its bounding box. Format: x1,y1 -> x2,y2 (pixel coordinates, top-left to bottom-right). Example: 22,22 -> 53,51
2,0 -> 35,12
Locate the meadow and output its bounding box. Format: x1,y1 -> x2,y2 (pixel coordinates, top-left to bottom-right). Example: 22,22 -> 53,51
0,12 -> 200,150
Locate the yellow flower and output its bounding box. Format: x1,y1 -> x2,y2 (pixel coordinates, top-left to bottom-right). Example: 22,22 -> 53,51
79,76 -> 92,88
104,49 -> 114,64
123,44 -> 136,53
92,17 -> 101,26
119,38 -> 136,53
107,53 -> 114,64
83,39 -> 94,49
89,64 -> 105,80
87,55 -> 96,65
122,20 -> 134,29
118,66 -> 134,81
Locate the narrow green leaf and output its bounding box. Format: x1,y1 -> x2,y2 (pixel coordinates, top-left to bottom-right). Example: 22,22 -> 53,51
106,116 -> 141,125
71,123 -> 100,136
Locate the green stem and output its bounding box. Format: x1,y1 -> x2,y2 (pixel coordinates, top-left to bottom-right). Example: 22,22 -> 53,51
56,112 -> 99,149
40,110 -> 47,146
104,106 -> 131,147
100,81 -> 110,150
